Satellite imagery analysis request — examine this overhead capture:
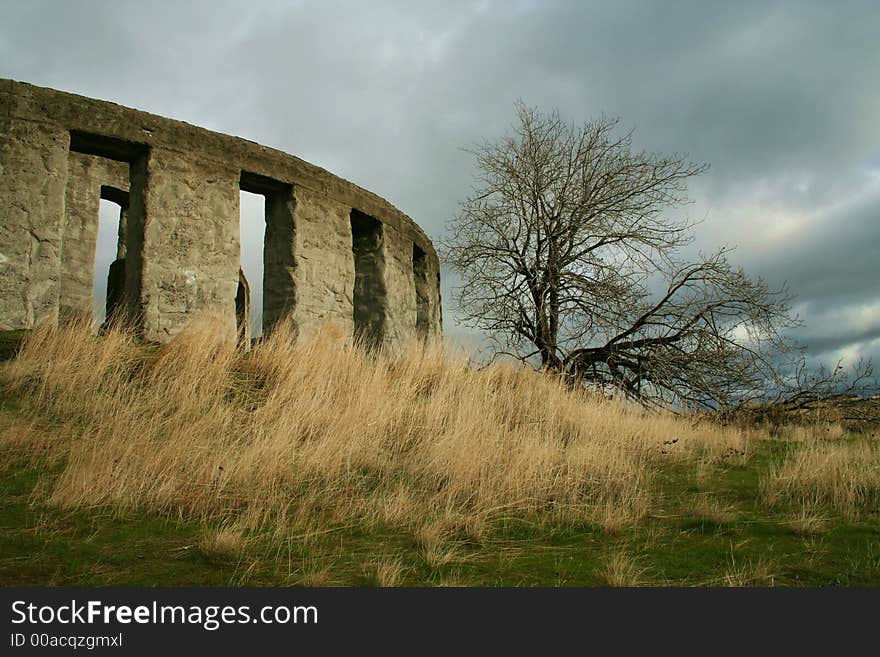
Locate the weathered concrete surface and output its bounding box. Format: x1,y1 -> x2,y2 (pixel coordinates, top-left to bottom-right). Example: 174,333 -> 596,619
291,190 -> 355,338
0,117 -> 69,330
140,148 -> 241,340
0,79 -> 441,344
235,268 -> 250,347
105,258 -> 126,323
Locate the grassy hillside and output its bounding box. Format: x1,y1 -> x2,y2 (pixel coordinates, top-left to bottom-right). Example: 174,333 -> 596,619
1,319 -> 878,586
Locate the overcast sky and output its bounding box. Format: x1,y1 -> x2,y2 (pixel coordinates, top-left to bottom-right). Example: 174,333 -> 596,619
2,0 -> 878,367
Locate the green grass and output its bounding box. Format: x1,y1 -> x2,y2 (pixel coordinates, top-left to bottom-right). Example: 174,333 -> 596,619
2,394 -> 877,586
1,328 -> 878,587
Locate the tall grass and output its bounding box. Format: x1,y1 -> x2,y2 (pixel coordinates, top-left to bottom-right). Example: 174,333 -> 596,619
3,317 -> 751,538
763,440 -> 880,519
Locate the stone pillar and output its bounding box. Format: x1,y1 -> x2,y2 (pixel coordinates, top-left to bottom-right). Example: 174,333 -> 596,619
123,153 -> 147,328
116,205 -> 127,259
263,187 -> 297,334
380,223 -> 418,345
290,187 -> 355,337
138,148 -> 240,341
236,268 -> 251,348
104,258 -> 126,325
412,243 -> 430,339
425,244 -> 443,338
0,118 -> 70,330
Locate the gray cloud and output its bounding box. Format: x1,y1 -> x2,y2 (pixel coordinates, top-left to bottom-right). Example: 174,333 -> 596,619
2,0 -> 878,366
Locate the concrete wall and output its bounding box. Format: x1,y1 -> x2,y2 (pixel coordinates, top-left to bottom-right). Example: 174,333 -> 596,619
0,117 -> 69,330
0,79 -> 441,345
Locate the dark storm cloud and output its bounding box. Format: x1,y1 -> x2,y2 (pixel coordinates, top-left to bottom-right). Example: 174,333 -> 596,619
1,0 -> 878,364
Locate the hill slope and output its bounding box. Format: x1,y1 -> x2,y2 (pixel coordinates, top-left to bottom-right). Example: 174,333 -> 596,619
1,320 -> 878,586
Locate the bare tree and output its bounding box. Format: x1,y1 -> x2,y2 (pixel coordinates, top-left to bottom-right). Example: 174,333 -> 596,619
724,357 -> 880,426
442,102 -> 803,410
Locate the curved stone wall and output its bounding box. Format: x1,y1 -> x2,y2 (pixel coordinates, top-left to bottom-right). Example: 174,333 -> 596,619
0,79 -> 441,344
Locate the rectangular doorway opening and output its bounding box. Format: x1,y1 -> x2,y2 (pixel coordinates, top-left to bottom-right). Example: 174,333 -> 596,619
95,189 -> 128,329
350,209 -> 386,348
239,190 -> 265,340
239,172 -> 296,341
66,131 -> 148,332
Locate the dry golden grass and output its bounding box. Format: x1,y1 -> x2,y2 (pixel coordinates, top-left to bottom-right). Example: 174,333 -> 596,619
597,552 -> 647,586
763,440 -> 880,519
286,560 -> 337,587
433,572 -> 468,587
415,519 -> 471,569
722,556 -> 779,587
786,507 -> 829,536
0,419 -> 56,467
199,524 -> 248,560
364,556 -> 406,587
0,317 -> 760,540
775,423 -> 847,443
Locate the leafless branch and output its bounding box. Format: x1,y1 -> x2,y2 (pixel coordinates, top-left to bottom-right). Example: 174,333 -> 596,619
440,103 -> 857,411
